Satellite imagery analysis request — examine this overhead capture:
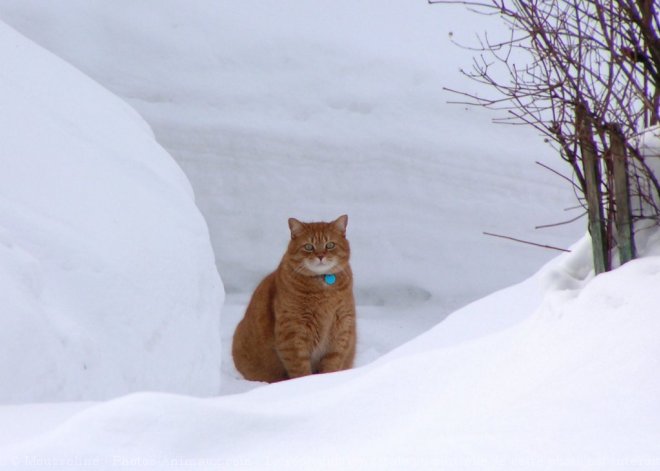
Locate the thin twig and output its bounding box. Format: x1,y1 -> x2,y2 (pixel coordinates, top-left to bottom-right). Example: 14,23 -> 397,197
535,211 -> 587,229
535,161 -> 582,191
483,231 -> 571,252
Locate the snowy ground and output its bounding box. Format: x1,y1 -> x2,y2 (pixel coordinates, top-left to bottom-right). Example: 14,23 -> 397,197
2,2 -> 658,469
0,1 -> 584,392
2,234 -> 660,469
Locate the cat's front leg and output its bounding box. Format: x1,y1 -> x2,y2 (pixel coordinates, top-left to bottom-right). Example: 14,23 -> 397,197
274,322 -> 314,379
318,308 -> 356,374
317,351 -> 346,374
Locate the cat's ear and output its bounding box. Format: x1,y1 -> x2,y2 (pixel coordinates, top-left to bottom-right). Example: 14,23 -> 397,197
288,218 -> 305,239
333,214 -> 348,235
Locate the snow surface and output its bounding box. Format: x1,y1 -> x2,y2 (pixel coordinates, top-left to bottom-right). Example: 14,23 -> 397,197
1,2 -> 657,469
0,1 -> 585,391
0,0 -> 583,314
1,234 -> 660,470
0,21 -> 223,402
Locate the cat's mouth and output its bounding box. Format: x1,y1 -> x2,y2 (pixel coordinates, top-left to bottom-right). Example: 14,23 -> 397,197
304,259 -> 337,275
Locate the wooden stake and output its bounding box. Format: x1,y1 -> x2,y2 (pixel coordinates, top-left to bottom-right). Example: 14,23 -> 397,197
577,104 -> 610,274
610,125 -> 636,264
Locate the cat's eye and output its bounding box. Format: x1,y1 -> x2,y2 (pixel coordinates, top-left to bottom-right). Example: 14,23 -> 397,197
303,244 -> 314,252
326,242 -> 336,250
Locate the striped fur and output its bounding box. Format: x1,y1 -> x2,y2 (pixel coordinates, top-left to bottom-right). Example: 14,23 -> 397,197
232,215 -> 356,382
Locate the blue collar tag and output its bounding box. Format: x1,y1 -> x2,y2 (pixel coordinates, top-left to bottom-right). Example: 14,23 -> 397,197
324,274 -> 336,285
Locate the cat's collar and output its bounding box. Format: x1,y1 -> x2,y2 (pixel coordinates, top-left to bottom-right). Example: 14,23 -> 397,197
323,274 -> 336,285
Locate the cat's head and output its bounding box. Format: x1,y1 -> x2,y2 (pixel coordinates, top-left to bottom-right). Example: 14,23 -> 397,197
285,215 -> 350,276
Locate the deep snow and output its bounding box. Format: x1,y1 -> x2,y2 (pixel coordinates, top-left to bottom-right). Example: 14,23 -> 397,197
0,1 -> 585,393
1,2 -> 658,469
0,21 -> 223,402
1,233 -> 660,470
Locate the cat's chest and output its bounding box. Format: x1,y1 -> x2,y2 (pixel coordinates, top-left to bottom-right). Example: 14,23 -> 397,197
274,273 -> 352,322
275,285 -> 344,327
298,285 -> 346,312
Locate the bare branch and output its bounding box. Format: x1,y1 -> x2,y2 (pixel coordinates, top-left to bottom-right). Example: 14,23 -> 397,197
535,160 -> 582,191
432,0 -> 660,271
535,211 -> 587,229
482,232 -> 572,252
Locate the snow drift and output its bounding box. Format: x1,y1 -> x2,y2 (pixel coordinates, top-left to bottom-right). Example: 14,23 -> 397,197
0,21 -> 223,402
1,234 -> 659,469
0,4 -> 657,468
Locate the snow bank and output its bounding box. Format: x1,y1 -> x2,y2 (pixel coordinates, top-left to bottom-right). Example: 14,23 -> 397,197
2,235 -> 659,469
0,21 -> 223,402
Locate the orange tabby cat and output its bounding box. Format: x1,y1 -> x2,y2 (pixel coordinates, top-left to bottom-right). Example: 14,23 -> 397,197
232,215 -> 356,382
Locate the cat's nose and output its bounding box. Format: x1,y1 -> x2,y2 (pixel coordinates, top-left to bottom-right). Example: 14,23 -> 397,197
317,254 -> 325,262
